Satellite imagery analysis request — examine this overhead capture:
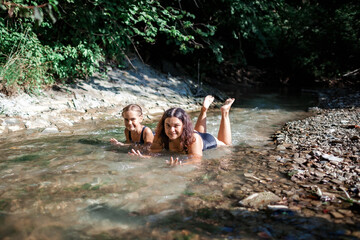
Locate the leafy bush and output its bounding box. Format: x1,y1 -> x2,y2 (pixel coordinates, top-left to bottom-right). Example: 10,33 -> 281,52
0,21 -> 53,94
0,19 -> 103,94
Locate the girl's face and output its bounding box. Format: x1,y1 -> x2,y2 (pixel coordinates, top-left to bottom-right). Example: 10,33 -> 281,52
123,111 -> 143,131
164,117 -> 184,140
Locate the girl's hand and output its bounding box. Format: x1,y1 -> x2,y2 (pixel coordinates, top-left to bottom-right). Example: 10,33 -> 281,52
166,156 -> 183,166
110,138 -> 125,146
128,149 -> 151,158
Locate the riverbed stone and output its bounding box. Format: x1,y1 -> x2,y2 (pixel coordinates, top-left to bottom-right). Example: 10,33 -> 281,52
8,124 -> 25,132
330,211 -> 344,219
0,125 -> 7,134
239,191 -> 281,209
25,119 -> 51,129
41,127 -> 60,134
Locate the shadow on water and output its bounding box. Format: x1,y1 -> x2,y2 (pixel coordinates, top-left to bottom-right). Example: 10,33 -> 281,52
231,87 -> 319,111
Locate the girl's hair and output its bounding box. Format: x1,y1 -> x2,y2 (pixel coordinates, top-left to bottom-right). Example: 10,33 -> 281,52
154,108 -> 194,151
121,104 -> 143,117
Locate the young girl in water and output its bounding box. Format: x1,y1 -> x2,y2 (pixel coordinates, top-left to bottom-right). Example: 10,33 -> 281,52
131,96 -> 235,164
110,104 -> 154,147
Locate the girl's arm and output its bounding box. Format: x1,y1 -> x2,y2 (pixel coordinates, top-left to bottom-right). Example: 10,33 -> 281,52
110,129 -> 131,146
143,127 -> 154,145
110,138 -> 126,146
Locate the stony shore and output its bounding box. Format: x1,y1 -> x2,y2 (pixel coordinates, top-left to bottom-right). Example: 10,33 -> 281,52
0,59 -> 225,140
271,90 -> 360,209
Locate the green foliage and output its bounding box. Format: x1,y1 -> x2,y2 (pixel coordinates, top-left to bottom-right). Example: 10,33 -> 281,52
48,42 -> 103,81
1,0 -> 213,93
273,1 -> 360,79
172,0 -> 359,82
0,19 -> 103,94
1,0 -> 359,91
0,22 -> 54,94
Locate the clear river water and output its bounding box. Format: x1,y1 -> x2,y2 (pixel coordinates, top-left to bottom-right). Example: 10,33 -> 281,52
0,88 -> 319,239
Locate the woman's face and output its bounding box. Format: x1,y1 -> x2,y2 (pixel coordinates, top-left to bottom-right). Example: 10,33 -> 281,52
164,117 -> 184,140
123,110 -> 143,131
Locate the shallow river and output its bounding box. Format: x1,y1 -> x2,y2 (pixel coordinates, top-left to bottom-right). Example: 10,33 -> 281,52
0,89 -> 320,239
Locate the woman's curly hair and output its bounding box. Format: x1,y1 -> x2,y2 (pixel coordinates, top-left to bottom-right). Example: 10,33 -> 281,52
154,108 -> 195,151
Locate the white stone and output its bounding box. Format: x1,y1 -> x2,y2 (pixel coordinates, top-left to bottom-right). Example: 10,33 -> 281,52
41,127 -> 59,134
322,154 -> 343,163
8,125 -> 24,132
25,119 -> 51,129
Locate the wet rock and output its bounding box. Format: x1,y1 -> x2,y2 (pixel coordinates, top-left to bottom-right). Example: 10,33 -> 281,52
267,205 -> 289,210
239,191 -> 281,209
330,211 -> 344,219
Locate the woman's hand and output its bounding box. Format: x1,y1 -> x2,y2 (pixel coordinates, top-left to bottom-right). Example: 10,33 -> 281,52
128,149 -> 151,158
166,156 -> 183,166
110,138 -> 125,146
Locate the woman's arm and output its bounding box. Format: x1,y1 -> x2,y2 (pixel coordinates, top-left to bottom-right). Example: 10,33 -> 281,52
129,139 -> 163,158
148,140 -> 163,153
167,134 -> 203,165
187,133 -> 203,157
167,155 -> 202,165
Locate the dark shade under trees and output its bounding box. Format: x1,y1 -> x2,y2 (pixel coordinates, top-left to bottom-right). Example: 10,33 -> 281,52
0,0 -> 359,94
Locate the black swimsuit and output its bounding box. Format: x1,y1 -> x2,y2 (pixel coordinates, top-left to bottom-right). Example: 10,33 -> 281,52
128,126 -> 147,144
195,132 -> 217,151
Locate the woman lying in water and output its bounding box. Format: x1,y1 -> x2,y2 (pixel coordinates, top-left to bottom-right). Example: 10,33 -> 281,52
130,95 -> 235,165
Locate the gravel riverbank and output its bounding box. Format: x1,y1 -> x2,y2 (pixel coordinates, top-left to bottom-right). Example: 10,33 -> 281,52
273,90 -> 360,205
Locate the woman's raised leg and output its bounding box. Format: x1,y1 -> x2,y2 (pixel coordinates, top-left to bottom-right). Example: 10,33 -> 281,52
194,95 -> 214,133
217,98 -> 235,145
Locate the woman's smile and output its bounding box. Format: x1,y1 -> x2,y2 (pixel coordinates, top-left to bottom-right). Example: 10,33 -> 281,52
164,117 -> 184,140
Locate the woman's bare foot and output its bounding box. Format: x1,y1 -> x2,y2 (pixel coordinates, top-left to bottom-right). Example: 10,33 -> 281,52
203,95 -> 214,110
221,98 -> 235,113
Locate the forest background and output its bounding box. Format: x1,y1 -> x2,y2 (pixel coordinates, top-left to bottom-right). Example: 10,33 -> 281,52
0,0 -> 359,95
